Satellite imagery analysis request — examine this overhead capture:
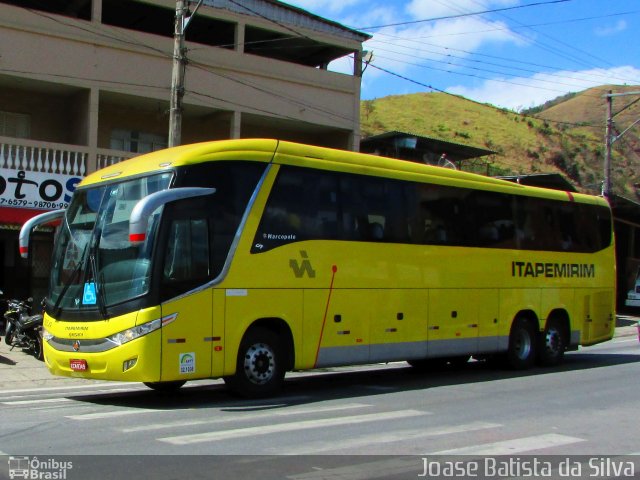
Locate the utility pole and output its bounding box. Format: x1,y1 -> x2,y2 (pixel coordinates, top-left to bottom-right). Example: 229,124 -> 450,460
168,0 -> 187,148
602,90 -> 640,199
603,90 -> 613,199
168,0 -> 202,147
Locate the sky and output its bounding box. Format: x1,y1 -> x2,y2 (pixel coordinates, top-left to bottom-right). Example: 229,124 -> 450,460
282,0 -> 640,111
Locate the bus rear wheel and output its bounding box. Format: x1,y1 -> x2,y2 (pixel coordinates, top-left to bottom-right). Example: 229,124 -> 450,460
225,327 -> 285,398
506,317 -> 537,370
537,320 -> 566,366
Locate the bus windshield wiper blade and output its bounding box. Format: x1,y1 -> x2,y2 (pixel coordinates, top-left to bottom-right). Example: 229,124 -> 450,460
52,243 -> 89,317
89,252 -> 107,319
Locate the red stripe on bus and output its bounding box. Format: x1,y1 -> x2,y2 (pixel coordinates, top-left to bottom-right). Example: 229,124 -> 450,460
314,264 -> 338,368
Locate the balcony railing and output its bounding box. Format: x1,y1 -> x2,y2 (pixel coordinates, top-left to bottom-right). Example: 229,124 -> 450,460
0,137 -> 133,177
0,137 -> 87,176
96,149 -> 133,170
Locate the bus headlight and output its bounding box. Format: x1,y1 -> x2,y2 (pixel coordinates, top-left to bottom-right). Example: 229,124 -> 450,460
43,328 -> 54,342
107,319 -> 162,346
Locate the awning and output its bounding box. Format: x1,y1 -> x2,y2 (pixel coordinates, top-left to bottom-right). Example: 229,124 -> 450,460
0,207 -> 54,229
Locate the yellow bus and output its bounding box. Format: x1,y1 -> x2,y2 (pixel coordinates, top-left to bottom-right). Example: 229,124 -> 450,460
20,139 -> 615,397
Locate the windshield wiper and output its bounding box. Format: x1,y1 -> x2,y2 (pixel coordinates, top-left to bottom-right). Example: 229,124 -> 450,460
88,252 -> 107,319
52,242 -> 89,318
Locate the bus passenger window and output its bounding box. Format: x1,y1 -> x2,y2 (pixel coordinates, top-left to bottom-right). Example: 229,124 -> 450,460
163,219 -> 210,284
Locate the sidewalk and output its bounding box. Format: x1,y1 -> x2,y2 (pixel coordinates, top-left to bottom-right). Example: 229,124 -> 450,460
0,317 -> 638,391
0,340 -> 107,391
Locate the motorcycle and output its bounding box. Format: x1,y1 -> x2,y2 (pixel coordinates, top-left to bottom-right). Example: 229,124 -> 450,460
4,296 -> 44,361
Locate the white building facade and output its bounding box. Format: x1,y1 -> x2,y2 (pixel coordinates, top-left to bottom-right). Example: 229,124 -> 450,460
0,0 -> 369,300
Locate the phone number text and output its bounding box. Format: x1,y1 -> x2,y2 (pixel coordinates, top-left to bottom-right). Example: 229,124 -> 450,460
0,198 -> 69,209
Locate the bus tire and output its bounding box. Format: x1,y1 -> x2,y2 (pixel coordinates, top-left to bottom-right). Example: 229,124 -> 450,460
225,327 -> 285,398
144,380 -> 186,392
537,319 -> 566,367
506,317 -> 537,370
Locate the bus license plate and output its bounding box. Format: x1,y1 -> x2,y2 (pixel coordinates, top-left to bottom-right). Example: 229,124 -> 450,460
70,359 -> 88,371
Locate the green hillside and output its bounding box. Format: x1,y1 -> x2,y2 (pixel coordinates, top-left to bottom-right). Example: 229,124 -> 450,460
360,85 -> 640,197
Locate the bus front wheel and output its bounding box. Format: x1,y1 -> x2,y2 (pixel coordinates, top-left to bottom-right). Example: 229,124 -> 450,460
506,317 -> 537,370
225,327 -> 285,398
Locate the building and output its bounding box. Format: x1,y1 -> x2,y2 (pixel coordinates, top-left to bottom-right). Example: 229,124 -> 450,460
360,131 -> 496,171
0,0 -> 370,301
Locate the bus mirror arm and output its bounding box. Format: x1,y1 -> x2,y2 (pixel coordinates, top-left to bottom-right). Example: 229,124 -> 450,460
19,209 -> 66,259
129,187 -> 216,243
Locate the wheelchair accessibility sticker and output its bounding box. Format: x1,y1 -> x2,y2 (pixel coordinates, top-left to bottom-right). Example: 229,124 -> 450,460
82,282 -> 97,305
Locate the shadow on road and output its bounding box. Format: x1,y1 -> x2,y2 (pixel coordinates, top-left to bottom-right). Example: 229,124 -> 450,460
0,354 -> 16,366
67,347 -> 640,411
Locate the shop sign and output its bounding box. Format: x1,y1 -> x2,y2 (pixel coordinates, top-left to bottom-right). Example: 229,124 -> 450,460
0,168 -> 81,210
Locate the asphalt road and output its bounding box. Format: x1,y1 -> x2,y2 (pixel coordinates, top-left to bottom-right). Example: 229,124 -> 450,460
0,325 -> 639,479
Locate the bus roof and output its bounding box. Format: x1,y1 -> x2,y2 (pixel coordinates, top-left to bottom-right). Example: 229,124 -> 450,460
80,139 -> 607,206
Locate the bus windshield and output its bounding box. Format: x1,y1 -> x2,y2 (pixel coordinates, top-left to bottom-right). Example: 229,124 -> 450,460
50,172 -> 173,313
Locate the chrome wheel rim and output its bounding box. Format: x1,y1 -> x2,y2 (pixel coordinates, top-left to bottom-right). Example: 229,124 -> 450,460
243,342 -> 276,385
544,327 -> 561,356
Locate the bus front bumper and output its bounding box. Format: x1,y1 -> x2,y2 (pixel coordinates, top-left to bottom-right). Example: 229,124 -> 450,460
43,331 -> 162,383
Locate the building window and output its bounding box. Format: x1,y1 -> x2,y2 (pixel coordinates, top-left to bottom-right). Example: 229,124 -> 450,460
110,129 -> 167,154
0,111 -> 31,138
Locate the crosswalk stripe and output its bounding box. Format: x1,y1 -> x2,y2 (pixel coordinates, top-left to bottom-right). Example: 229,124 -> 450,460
0,383 -> 121,395
158,409 -> 428,446
121,402 -> 372,433
281,421 -> 502,455
431,433 -> 585,455
2,398 -> 73,406
66,409 -> 173,420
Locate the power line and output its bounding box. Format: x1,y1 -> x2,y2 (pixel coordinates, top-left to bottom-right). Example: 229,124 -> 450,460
227,0 -> 316,41
370,51 -> 608,99
462,0 -> 615,71
0,67 -> 171,93
188,60 -> 357,124
407,10 -> 639,41
356,0 -> 573,30
369,39 -> 636,90
363,61 -> 601,127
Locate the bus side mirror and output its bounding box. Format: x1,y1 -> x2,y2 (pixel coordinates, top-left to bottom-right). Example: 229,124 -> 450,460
128,187 -> 216,244
19,209 -> 65,259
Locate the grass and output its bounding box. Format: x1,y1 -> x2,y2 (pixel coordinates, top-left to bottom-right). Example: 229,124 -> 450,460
360,86 -> 640,196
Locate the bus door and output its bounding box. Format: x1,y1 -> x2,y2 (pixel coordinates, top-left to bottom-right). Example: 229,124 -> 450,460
427,289 -> 498,358
157,203 -> 215,382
